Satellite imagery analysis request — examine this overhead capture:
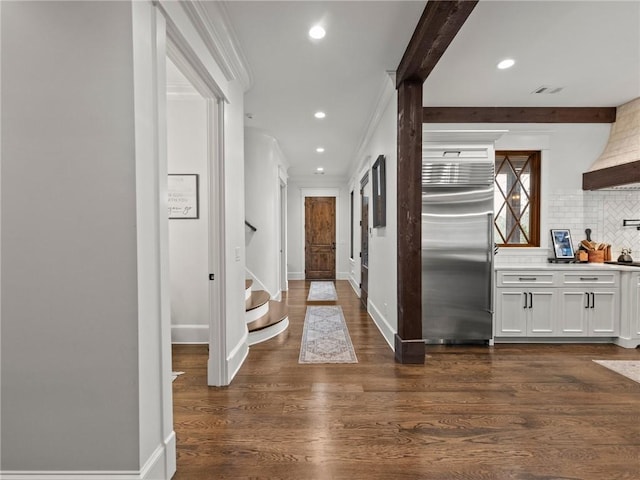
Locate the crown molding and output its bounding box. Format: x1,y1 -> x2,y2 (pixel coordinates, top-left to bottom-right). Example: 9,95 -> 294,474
180,0 -> 253,91
348,71 -> 396,181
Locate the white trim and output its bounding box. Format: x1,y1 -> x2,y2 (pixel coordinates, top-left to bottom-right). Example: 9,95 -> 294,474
336,271 -> 350,280
614,337 -> 640,348
349,276 -> 361,297
171,324 -> 209,343
0,436 -> 175,479
368,300 -> 395,350
248,317 -> 290,346
245,267 -> 274,298
288,271 -> 305,280
159,1 -> 229,101
207,98 -> 228,386
300,188 -> 341,279
348,72 -> 395,180
246,301 -> 269,323
180,0 -> 252,90
226,329 -> 249,383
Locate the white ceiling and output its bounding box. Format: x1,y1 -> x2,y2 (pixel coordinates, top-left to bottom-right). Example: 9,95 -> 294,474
207,1 -> 640,179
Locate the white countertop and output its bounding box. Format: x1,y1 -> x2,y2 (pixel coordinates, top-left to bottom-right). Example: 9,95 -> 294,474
495,263 -> 640,271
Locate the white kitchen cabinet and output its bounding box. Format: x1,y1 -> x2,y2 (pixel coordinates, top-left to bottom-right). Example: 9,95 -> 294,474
615,271 -> 640,348
559,289 -> 618,336
496,289 -> 557,336
558,271 -> 619,336
495,267 -> 626,342
495,271 -> 558,337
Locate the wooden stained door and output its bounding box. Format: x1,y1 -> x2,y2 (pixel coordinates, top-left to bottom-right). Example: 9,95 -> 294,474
360,177 -> 369,309
305,197 -> 336,279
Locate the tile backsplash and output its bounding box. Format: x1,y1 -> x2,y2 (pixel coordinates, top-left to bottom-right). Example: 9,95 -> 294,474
496,188 -> 640,264
550,189 -> 640,259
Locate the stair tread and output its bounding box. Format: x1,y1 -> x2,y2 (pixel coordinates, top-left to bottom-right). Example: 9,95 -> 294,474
248,300 -> 288,332
245,290 -> 270,311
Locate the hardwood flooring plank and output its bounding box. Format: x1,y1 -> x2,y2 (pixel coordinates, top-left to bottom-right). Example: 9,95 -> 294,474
171,280 -> 640,480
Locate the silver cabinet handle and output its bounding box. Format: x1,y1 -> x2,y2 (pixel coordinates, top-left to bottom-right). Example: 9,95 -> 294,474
529,292 -> 533,309
519,277 -> 537,281
585,292 -> 590,309
591,292 -> 595,309
523,292 -> 528,309
580,277 -> 598,281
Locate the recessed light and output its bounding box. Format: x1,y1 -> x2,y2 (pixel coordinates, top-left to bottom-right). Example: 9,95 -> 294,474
316,167 -> 324,172
316,147 -> 325,153
314,111 -> 326,119
497,58 -> 515,70
309,25 -> 326,40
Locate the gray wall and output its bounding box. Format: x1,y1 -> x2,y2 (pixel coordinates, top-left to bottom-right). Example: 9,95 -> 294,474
1,1 -> 140,470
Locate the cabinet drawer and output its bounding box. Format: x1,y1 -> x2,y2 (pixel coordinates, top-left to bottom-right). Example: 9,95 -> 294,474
561,272 -> 618,287
497,272 -> 556,287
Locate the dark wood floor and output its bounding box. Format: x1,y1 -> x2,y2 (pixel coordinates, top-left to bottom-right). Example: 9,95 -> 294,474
172,280 -> 640,480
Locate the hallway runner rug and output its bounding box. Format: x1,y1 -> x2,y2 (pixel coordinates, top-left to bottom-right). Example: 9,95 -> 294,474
593,360 -> 640,384
299,306 -> 357,364
307,281 -> 338,301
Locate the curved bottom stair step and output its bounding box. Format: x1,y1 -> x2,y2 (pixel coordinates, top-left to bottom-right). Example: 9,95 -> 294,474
247,300 -> 289,346
248,300 -> 288,332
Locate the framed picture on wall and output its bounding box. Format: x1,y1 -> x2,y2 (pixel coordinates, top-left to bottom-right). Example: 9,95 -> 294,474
372,154 -> 386,227
168,174 -> 199,219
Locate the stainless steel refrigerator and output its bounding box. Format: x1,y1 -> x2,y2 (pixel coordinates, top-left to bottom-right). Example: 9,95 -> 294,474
421,147 -> 494,343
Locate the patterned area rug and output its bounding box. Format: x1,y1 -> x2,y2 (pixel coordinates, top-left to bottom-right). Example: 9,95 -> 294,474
593,360 -> 640,384
307,281 -> 338,301
299,306 -> 357,364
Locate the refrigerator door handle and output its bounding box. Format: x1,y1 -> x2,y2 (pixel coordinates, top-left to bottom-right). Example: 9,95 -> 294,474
487,213 -> 494,314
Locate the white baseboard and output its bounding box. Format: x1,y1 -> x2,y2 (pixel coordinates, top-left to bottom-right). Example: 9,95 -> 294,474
288,271 -> 304,280
613,337 -> 640,349
171,324 -> 208,344
348,276 -> 360,297
0,434 -> 177,480
336,271 -> 350,280
367,300 -> 395,350
226,329 -> 249,384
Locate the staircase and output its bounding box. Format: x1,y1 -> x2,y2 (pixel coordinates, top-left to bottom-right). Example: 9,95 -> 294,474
245,279 -> 289,345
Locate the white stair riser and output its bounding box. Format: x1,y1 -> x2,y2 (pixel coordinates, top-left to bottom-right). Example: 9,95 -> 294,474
246,302 -> 269,323
245,285 -> 252,301
248,317 -> 289,346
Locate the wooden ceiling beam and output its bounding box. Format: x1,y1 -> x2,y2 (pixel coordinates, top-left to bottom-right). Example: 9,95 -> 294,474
396,0 -> 479,87
423,107 -> 617,123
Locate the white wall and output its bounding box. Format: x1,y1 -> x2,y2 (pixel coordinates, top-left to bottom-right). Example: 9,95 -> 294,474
1,0 -> 148,472
167,94 -> 210,343
347,76 -> 398,348
244,128 -> 286,297
287,179 -> 350,280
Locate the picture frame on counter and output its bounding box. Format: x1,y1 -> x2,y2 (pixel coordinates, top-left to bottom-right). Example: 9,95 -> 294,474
551,228 -> 575,259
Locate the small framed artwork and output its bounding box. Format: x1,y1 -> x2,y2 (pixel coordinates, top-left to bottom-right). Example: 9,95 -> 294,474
168,174 -> 199,219
550,229 -> 575,259
372,154 -> 386,227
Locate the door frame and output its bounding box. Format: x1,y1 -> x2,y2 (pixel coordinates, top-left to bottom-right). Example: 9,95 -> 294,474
300,188 -> 340,280
278,168 -> 288,294
165,18 -> 227,386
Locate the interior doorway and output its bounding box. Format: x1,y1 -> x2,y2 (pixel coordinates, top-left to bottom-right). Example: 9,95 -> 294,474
165,47 -> 226,386
360,173 -> 370,309
304,196 -> 336,279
